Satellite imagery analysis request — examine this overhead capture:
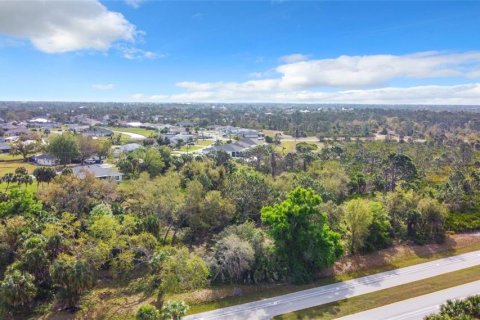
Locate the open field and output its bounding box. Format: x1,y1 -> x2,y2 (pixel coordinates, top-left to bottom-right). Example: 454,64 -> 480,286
276,265 -> 480,320
0,180 -> 38,193
116,133 -> 139,145
103,126 -> 157,137
278,140 -> 324,153
0,161 -> 36,176
0,162 -> 39,193
196,139 -> 214,146
0,153 -> 24,161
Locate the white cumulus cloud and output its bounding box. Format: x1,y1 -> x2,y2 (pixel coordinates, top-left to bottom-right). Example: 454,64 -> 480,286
275,51 -> 480,89
280,53 -> 309,63
92,83 -> 115,90
125,0 -> 143,9
141,51 -> 480,104
130,83 -> 480,105
0,0 -> 137,53
119,46 -> 164,60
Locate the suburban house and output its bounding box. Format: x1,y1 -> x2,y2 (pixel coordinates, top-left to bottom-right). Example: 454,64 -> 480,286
214,126 -> 264,140
121,143 -> 142,153
167,133 -> 195,146
81,127 -> 113,138
27,118 -> 59,130
239,129 -> 265,139
112,143 -> 143,158
1,123 -> 30,137
67,124 -> 90,133
72,164 -> 123,182
33,154 -> 59,166
84,155 -> 102,164
0,141 -> 11,153
203,138 -> 263,158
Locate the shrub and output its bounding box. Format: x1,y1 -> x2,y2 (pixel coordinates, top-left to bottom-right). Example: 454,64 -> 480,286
161,300 -> 189,320
0,269 -> 37,309
446,211 -> 480,232
136,304 -> 161,320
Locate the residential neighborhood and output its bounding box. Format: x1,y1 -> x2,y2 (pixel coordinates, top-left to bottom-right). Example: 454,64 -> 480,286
0,113 -> 269,187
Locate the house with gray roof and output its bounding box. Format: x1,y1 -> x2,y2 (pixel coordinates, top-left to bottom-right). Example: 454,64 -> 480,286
203,138 -> 263,158
72,164 -> 123,182
112,143 -> 143,158
0,142 -> 11,153
121,143 -> 143,153
82,127 -> 113,137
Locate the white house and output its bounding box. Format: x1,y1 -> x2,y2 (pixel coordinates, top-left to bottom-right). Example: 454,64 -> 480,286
34,154 -> 59,166
112,143 -> 143,158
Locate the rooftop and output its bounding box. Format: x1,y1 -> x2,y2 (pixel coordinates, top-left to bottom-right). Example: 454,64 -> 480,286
72,164 -> 123,179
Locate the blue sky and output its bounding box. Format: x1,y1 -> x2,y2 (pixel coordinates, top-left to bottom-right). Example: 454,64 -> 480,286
1,0 -> 480,104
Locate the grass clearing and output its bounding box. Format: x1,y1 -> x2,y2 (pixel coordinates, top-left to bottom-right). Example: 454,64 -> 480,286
179,145 -> 204,152
277,141 -> 324,154
0,181 -> 38,193
275,265 -> 480,320
0,162 -> 39,193
186,235 -> 480,315
104,126 -> 157,137
0,153 -> 24,161
196,140 -> 214,147
0,161 -> 36,176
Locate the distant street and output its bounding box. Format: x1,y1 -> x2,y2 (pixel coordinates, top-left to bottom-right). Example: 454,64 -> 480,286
338,280 -> 480,320
184,251 -> 480,320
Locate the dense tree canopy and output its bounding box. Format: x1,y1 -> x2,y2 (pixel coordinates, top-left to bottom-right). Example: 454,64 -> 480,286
261,187 -> 343,283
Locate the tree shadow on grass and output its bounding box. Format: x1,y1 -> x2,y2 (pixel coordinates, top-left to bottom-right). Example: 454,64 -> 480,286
410,235 -> 458,260
275,300 -> 343,320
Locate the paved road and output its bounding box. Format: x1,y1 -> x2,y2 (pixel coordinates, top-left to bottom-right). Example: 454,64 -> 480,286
338,280 -> 480,320
184,250 -> 480,320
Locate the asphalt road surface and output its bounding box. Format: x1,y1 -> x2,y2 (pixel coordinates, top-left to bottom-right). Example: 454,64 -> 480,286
338,280 -> 480,320
184,250 -> 480,320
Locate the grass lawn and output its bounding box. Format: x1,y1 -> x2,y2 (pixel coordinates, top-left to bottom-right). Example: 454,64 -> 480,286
0,153 -> 24,161
196,140 -> 214,147
279,141 -> 298,153
277,141 -> 323,154
0,161 -> 36,176
275,265 -> 480,319
186,238 -> 480,315
118,134 -> 138,145
104,126 -> 157,137
0,181 -> 38,193
179,145 -> 204,152
0,162 -> 39,193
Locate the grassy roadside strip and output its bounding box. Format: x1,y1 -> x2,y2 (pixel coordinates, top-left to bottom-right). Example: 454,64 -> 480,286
275,265 -> 480,320
186,239 -> 480,315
